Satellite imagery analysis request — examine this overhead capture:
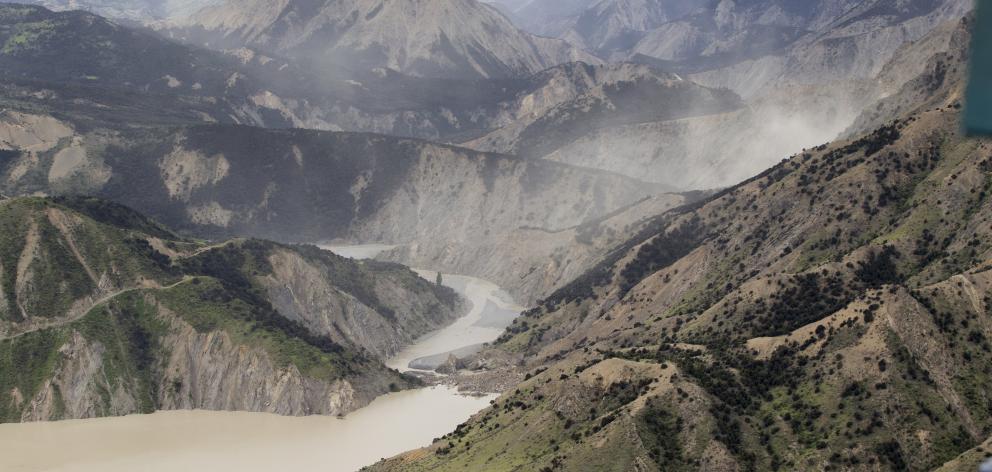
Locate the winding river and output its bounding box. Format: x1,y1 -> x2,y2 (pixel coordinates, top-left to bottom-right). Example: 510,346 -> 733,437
0,245 -> 520,472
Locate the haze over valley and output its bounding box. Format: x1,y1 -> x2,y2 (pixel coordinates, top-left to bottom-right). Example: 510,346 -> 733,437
0,0 -> 989,471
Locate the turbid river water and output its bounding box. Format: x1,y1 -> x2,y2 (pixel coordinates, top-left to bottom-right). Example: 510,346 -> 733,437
0,245 -> 521,472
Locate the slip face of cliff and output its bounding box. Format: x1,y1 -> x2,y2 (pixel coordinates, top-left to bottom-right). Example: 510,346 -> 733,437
367,15 -> 992,472
0,196 -> 464,423
164,0 -> 597,80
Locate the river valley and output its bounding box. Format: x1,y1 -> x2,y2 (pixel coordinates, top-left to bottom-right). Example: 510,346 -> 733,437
0,245 -> 520,472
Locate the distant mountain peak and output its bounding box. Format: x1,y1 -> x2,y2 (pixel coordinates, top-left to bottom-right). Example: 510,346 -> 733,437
166,0 -> 601,79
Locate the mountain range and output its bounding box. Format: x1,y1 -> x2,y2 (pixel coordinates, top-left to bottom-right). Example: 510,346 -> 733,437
0,0 -> 988,470
160,0 -> 598,80
3,0 -> 968,191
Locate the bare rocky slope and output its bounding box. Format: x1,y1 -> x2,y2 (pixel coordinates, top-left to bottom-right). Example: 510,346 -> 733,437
487,0 -> 599,39
163,0 -> 598,80
558,0 -> 704,57
494,0 -> 706,57
367,14 -> 992,472
0,196 -> 464,422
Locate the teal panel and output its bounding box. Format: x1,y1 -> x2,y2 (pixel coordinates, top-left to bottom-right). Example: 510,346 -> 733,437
967,1 -> 992,135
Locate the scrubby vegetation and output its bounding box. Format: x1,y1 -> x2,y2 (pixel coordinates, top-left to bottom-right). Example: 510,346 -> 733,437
374,34 -> 992,469
619,217 -> 704,295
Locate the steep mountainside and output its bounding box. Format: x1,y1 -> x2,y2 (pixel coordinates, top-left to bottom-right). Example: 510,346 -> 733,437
368,13 -> 992,472
626,0 -> 874,68
0,123 -> 657,241
0,4 -> 245,92
164,0 -> 598,80
0,3 -> 367,131
0,119 -> 664,302
846,15 -> 970,136
0,3 -> 472,136
508,0 -> 970,94
0,196 -> 464,422
1,2 -> 969,192
0,3 -> 700,304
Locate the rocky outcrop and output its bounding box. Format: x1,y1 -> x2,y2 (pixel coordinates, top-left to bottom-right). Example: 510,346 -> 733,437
434,354 -> 464,375
20,331 -> 138,422
156,307 -> 386,417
